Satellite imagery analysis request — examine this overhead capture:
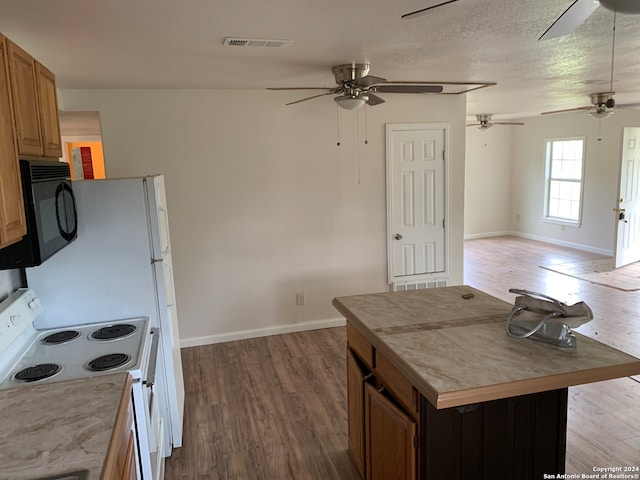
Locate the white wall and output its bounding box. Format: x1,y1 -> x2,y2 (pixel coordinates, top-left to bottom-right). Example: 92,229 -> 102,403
60,89 -> 467,345
464,109 -> 640,255
510,110 -> 640,254
464,125 -> 514,237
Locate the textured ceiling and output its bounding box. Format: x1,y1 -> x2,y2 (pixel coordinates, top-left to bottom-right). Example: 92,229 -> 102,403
1,0 -> 640,120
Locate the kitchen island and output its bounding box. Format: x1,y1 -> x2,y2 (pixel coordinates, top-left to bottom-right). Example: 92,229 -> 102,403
0,372 -> 133,480
333,286 -> 640,480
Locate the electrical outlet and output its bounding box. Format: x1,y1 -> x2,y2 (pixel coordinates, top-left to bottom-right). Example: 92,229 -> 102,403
296,292 -> 305,306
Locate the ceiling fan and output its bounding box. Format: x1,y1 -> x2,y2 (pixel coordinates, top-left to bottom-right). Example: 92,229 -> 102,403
541,92 -> 640,118
540,0 -> 640,118
539,0 -> 640,41
267,64 -> 493,110
466,114 -> 524,130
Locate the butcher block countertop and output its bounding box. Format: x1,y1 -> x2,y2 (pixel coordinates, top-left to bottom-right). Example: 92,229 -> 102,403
0,373 -> 131,480
333,285 -> 640,409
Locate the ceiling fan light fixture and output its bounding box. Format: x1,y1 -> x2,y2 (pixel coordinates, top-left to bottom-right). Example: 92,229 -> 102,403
334,95 -> 366,110
477,124 -> 493,131
589,110 -> 614,120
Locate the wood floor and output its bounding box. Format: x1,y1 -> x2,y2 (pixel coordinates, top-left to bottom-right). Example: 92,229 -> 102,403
165,236 -> 640,479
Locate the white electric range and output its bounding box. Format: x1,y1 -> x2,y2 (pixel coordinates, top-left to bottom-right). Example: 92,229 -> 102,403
0,288 -> 164,480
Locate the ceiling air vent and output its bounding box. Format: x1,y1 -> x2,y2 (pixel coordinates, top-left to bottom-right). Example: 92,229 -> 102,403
223,37 -> 292,48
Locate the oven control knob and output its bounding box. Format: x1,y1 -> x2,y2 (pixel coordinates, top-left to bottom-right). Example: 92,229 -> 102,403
10,314 -> 21,326
28,298 -> 41,312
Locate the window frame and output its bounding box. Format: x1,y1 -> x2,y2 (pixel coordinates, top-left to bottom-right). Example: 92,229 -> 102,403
543,136 -> 586,227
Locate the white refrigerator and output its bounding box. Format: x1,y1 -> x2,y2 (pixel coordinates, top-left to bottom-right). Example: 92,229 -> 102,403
26,176 -> 185,457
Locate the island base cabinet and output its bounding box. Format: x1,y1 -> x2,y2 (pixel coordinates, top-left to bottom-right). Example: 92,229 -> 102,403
421,388 -> 568,480
347,348 -> 368,478
366,383 -> 417,480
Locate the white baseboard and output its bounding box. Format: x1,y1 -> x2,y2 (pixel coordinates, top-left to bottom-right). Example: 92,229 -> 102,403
464,231 -> 613,256
179,316 -> 346,348
464,231 -> 511,240
510,232 -> 613,256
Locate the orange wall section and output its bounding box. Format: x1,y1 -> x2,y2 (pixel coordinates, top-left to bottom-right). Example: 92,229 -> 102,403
66,141 -> 106,179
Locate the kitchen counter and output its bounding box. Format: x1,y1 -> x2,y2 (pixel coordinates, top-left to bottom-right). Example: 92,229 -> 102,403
333,285 -> 640,408
0,373 -> 131,480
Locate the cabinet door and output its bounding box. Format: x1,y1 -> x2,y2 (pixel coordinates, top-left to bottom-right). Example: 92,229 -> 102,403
122,431 -> 137,480
102,377 -> 135,480
347,348 -> 367,478
36,62 -> 62,158
365,383 -> 416,480
0,35 -> 26,247
7,40 -> 43,157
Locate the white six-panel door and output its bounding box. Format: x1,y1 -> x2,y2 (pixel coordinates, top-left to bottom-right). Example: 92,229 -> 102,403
615,127 -> 640,268
386,124 -> 447,284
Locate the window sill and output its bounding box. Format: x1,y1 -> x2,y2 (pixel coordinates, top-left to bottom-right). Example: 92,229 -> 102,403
543,217 -> 581,228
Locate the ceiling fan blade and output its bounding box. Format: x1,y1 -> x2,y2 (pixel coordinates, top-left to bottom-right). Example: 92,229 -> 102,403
616,102 -> 640,109
365,93 -> 385,106
466,123 -> 481,127
373,84 -> 444,93
402,0 -> 460,19
494,122 -> 525,126
538,0 -> 600,41
285,91 -> 336,106
267,87 -> 335,91
355,75 -> 387,88
541,105 -> 594,115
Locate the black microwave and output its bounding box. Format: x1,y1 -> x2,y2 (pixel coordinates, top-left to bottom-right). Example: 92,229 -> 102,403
0,160 -> 78,270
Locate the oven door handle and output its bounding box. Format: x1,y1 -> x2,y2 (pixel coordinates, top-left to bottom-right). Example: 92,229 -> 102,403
144,328 -> 160,387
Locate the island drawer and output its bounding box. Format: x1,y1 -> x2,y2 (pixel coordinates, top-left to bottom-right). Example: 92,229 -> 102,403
376,352 -> 419,419
347,324 -> 374,369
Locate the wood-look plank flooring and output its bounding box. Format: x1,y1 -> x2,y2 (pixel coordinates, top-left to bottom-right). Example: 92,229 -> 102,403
165,235 -> 640,479
164,328 -> 359,480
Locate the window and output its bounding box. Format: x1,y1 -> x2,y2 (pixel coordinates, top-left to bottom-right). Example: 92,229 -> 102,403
544,137 -> 585,225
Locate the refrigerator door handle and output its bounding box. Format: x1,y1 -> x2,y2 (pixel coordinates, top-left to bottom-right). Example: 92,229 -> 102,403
144,328 -> 161,387
158,207 -> 171,255
163,262 -> 175,307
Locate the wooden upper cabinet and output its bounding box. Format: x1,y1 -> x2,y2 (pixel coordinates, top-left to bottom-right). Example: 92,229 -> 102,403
36,62 -> 62,158
7,37 -> 62,159
0,34 -> 27,248
7,39 -> 43,156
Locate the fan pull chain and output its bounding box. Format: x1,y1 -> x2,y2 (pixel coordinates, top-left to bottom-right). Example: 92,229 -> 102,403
336,104 -> 341,147
597,118 -> 603,142
364,105 -> 369,145
356,109 -> 362,184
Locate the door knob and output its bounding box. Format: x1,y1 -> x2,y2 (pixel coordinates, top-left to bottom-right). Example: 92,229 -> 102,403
394,233 -> 403,240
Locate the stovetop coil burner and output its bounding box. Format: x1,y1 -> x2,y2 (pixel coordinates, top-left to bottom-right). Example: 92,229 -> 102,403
0,309 -> 149,390
41,330 -> 80,345
86,353 -> 131,371
14,363 -> 62,382
90,324 -> 137,341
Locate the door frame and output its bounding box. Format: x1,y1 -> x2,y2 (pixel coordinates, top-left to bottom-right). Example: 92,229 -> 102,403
386,122 -> 450,286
